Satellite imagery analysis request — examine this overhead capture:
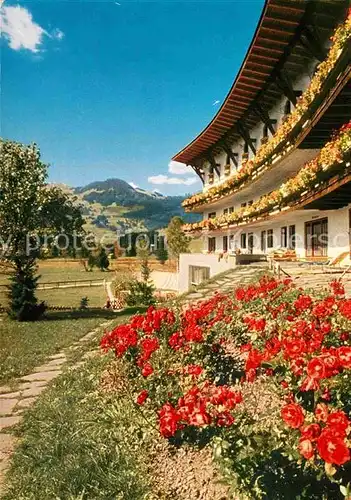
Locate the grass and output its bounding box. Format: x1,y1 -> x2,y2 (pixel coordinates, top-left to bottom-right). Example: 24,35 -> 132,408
0,262 -> 114,286
0,310 -> 116,386
2,354 -> 155,500
36,286 -> 108,308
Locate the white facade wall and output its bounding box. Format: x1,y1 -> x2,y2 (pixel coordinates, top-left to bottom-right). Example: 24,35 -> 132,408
178,253 -> 237,293
202,205 -> 351,260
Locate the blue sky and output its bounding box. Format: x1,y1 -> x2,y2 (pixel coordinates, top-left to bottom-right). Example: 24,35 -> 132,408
1,0 -> 264,194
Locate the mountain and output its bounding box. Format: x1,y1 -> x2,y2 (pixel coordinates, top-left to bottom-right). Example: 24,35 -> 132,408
59,178 -> 201,234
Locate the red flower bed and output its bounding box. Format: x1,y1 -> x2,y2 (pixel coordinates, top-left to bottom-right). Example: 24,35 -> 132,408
101,276 -> 351,497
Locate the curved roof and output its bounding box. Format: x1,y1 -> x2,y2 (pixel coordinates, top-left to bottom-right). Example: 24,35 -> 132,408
173,0 -> 308,165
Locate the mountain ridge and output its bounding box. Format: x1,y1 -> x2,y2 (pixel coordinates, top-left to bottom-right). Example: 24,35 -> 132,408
55,177 -> 201,234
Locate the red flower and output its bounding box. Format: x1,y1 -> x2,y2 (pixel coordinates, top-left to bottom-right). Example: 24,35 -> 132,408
298,438 -> 314,460
300,376 -> 320,392
281,403 -> 305,429
307,357 -> 326,379
317,430 -> 350,465
315,403 -> 329,423
337,346 -> 351,369
327,411 -> 350,436
294,295 -> 312,312
217,411 -> 235,427
136,390 -> 148,405
184,364 -> 203,377
141,363 -> 154,377
300,423 -> 321,441
159,403 -> 181,437
338,299 -> 351,320
168,332 -> 185,350
188,411 -> 211,427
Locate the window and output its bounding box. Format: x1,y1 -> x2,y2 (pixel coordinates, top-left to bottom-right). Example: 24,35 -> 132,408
223,208 -> 229,215
208,212 -> 216,219
229,206 -> 234,213
244,143 -> 249,154
223,236 -> 228,252
267,229 -> 274,248
241,202 -> 247,208
248,200 -> 253,206
240,233 -> 247,249
281,226 -> 288,248
248,233 -> 254,254
208,237 -> 216,253
289,225 -> 296,250
190,266 -> 210,286
305,219 -> 328,257
261,230 -> 267,252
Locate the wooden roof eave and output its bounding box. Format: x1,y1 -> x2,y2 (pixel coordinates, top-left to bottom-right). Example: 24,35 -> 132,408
173,0 -> 307,168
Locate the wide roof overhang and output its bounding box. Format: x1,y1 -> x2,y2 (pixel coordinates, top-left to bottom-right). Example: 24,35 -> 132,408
172,0 -> 346,169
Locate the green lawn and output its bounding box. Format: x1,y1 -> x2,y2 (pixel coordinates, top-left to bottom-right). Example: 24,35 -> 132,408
0,263 -> 115,286
0,311 -> 116,385
1,286 -> 109,310
36,286 -> 108,308
2,346 -> 154,500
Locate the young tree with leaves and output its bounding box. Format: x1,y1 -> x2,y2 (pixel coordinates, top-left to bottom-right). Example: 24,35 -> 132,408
165,216 -> 189,270
0,140 -> 84,320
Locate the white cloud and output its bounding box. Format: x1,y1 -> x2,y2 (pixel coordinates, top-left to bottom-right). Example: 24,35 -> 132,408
148,175 -> 198,186
128,181 -> 138,189
0,5 -> 64,53
52,28 -> 64,41
168,160 -> 195,176
212,100 -> 220,106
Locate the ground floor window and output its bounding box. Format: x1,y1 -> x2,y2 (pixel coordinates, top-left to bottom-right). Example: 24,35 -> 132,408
261,230 -> 266,252
267,229 -> 274,248
305,218 -> 328,257
281,226 -> 287,248
189,266 -> 210,286
240,233 -> 247,249
288,225 -> 296,249
223,235 -> 228,252
248,233 -> 254,254
208,237 -> 216,253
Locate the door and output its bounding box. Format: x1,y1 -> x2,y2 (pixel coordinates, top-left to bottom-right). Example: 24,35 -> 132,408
305,218 -> 328,257
208,237 -> 216,253
248,233 -> 254,254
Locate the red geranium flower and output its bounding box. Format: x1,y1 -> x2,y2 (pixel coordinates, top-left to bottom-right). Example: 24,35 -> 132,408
141,363 -> 154,377
300,423 -> 321,441
136,389 -> 148,405
315,403 -> 329,423
327,411 -> 350,437
298,438 -> 315,460
217,411 -> 235,427
281,403 -> 305,429
317,430 -> 350,465
307,357 -> 326,379
337,346 -> 351,369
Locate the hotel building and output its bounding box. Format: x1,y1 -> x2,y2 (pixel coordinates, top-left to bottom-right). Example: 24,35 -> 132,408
173,0 -> 351,291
